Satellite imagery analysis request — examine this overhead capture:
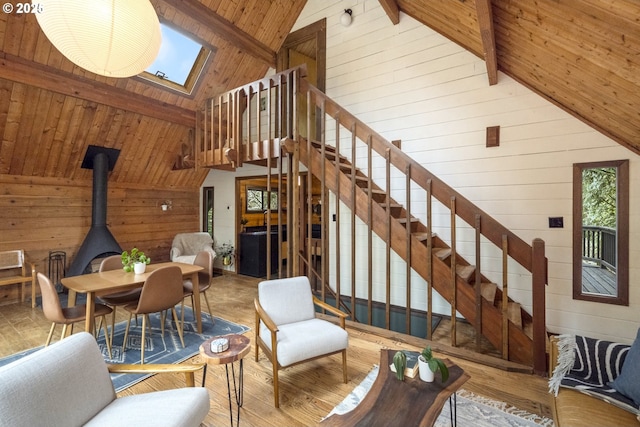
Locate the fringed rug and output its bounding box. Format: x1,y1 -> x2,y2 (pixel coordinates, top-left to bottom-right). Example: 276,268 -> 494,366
328,366 -> 555,427
0,306 -> 250,392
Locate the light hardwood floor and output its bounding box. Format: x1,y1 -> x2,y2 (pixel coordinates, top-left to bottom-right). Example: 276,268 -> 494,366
0,273 -> 554,426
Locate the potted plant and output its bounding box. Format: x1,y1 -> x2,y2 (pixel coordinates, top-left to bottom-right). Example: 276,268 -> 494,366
418,345 -> 449,383
216,242 -> 235,266
121,248 -> 151,274
240,217 -> 248,232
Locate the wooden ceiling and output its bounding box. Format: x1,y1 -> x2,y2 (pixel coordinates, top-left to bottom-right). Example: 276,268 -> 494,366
0,0 -> 306,188
0,0 -> 638,190
392,0 -> 640,155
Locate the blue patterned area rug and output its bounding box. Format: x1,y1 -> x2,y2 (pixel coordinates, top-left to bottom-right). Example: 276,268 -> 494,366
0,306 -> 250,392
327,366 -> 555,427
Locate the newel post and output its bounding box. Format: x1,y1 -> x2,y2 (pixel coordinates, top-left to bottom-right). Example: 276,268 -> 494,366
531,238 -> 547,376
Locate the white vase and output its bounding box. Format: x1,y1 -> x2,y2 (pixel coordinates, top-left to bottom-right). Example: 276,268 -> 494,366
418,356 -> 435,382
133,262 -> 146,274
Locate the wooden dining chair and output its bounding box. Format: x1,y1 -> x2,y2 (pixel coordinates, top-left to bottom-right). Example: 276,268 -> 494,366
97,255 -> 142,347
181,251 -> 214,325
37,272 -> 112,358
122,266 -> 185,364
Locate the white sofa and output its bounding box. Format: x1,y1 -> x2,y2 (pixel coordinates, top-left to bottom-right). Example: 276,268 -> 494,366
0,332 -> 210,427
170,232 -> 216,264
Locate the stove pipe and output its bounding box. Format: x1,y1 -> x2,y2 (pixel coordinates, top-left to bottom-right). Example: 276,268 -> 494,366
66,146 -> 122,277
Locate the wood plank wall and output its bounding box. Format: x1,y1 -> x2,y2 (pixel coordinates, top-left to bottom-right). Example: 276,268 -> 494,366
0,174 -> 199,304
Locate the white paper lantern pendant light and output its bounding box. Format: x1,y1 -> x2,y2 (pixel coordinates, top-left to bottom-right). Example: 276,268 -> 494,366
35,0 -> 162,78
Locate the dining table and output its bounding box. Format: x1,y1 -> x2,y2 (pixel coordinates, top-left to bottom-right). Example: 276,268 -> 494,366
61,262 -> 205,335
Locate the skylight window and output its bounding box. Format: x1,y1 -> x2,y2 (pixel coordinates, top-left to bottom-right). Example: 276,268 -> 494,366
139,23 -> 211,95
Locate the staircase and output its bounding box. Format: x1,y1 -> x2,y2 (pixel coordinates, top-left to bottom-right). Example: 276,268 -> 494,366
199,66 -> 548,374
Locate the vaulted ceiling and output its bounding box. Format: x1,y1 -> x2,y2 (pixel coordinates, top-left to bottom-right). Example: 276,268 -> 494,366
0,0 -> 638,189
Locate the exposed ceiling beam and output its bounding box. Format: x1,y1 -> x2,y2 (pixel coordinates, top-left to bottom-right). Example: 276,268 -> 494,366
156,0 -> 276,67
475,0 -> 498,85
0,53 -> 195,127
378,0 -> 400,25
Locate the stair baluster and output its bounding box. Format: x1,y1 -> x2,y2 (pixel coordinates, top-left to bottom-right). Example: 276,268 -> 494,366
405,163 -> 412,335
426,179 -> 433,340
475,214 -> 482,347
385,148 -> 391,329
502,234 -> 509,359
350,124 -> 357,318
367,137 -> 373,326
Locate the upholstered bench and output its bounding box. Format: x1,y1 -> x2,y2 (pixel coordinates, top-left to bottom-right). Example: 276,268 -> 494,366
549,331 -> 640,426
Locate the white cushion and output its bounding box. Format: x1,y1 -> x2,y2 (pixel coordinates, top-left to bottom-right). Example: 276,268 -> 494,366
84,388 -> 210,427
258,276 -> 315,325
172,255 -> 196,264
260,318 -> 348,367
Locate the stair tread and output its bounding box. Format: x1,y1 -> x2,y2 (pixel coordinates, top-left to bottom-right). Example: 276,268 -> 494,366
311,140 -> 337,152
345,173 -> 367,181
413,232 -> 435,241
434,248 -> 451,259
480,282 -> 497,302
365,188 -> 386,194
396,217 -> 419,224
456,264 -> 475,281
508,302 -> 523,329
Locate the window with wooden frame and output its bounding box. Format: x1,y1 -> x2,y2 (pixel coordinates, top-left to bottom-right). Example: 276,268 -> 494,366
202,186 -> 214,236
246,188 -> 277,213
573,160 -> 629,305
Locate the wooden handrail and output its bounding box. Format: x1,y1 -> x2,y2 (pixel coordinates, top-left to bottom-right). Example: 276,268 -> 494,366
300,79 -> 536,273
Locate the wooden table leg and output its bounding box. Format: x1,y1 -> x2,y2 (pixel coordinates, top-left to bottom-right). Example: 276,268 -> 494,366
65,289 -> 77,338
191,272 -> 202,333
85,291 -> 95,334
67,289 -> 77,307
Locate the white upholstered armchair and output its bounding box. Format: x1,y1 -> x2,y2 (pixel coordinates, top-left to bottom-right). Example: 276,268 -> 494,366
254,276 -> 349,407
170,232 -> 216,264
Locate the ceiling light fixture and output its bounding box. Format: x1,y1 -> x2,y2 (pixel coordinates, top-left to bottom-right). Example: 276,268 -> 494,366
341,9 -> 353,27
35,0 -> 162,78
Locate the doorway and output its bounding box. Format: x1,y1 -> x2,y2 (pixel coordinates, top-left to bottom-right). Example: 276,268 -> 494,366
277,18 -> 326,141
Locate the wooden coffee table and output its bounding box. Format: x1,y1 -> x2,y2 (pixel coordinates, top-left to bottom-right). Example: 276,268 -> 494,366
200,334 -> 251,427
321,349 -> 470,427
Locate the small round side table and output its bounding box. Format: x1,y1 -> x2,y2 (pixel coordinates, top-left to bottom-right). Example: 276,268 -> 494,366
199,334 -> 251,427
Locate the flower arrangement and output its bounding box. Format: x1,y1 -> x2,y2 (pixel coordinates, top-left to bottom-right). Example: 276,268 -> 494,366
121,248 -> 151,273
216,242 -> 235,266
216,242 -> 235,258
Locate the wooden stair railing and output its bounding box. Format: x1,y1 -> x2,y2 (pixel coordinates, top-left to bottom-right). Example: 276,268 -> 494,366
298,139 -> 538,366
201,67 -> 548,375
295,79 -> 548,374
